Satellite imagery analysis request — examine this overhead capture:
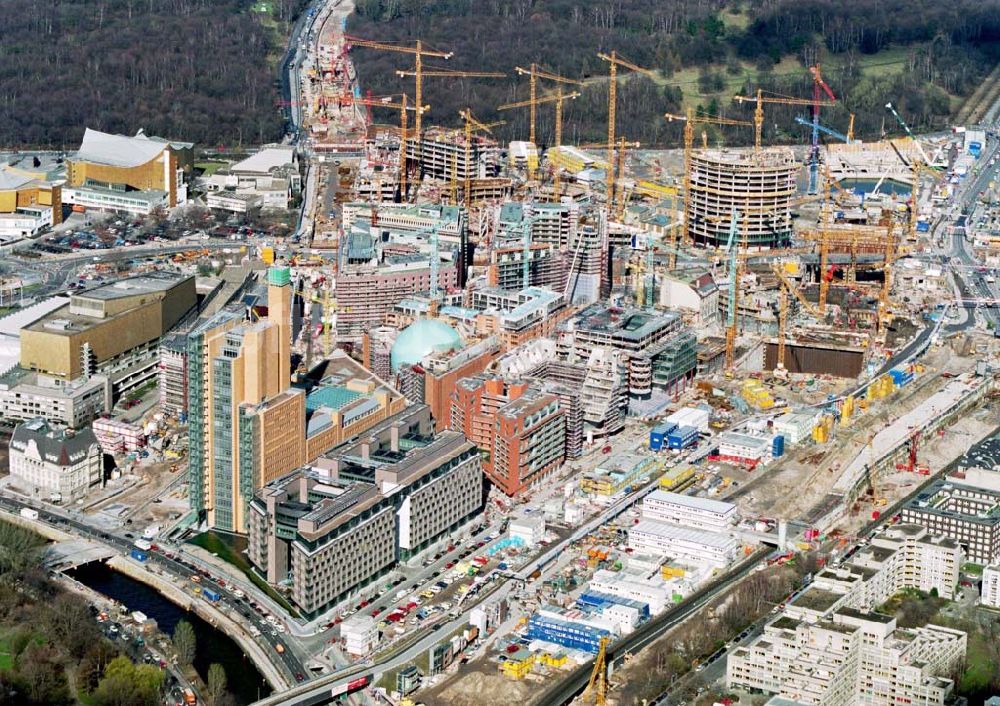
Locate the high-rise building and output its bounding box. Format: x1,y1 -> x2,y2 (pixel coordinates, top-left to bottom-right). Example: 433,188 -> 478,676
686,147 -> 797,249
247,406 -> 483,617
187,265 -> 299,533
450,375 -> 564,496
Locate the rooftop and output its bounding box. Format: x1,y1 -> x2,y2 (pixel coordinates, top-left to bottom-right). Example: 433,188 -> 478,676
630,519 -> 737,550
74,128 -> 192,168
231,145 -> 296,174
566,303 -> 681,342
645,489 -> 736,516
10,418 -> 98,466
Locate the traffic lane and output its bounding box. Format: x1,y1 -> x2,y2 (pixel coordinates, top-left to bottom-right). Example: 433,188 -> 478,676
0,496 -> 303,675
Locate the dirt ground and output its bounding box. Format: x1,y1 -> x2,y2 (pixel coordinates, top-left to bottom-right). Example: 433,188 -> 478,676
419,665 -> 542,706
736,342 -> 987,525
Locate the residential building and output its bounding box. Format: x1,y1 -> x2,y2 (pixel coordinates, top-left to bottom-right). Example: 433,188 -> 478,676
642,490 -> 738,532
727,609 -> 965,706
981,564 -> 1000,608
9,418 -> 102,503
65,128 -> 193,211
467,287 -> 572,352
449,375 -> 565,496
952,434 -> 1000,492
187,265 -> 295,533
247,414 -> 483,617
900,479 -> 1000,565
0,369 -> 109,429
418,337 -> 499,431
557,304 -> 697,400
628,520 -> 740,567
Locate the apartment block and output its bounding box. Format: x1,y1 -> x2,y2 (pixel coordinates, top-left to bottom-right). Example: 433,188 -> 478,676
981,564 -> 1000,608
450,375 -> 564,496
727,524 -> 964,705
727,610 -> 964,706
247,411 -> 483,617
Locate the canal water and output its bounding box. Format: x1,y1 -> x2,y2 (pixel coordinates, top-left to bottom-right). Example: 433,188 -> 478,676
68,562 -> 271,705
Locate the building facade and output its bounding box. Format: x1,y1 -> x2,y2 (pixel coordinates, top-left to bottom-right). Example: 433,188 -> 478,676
247,415 -> 483,618
449,375 -> 565,496
187,266 -> 294,533
9,418 -> 102,502
900,480 -> 1000,565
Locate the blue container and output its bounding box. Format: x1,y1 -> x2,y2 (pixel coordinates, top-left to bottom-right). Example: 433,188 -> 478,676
772,434 -> 785,458
666,425 -> 698,450
969,141 -> 982,157
649,422 -> 676,451
889,368 -> 914,387
130,549 -> 147,562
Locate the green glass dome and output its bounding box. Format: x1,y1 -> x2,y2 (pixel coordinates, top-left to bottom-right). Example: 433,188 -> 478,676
390,318 -> 463,371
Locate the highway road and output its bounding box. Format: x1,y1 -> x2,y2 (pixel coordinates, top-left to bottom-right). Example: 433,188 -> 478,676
0,493 -> 304,684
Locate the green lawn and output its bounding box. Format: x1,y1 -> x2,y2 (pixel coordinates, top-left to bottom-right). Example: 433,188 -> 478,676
195,161 -> 226,177
962,562 -> 984,576
0,631 -> 13,670
187,531 -> 299,617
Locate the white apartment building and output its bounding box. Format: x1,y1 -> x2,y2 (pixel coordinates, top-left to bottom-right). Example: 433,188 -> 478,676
727,609 -> 965,706
9,418 -> 102,503
981,564 -> 1000,608
588,569 -> 669,614
642,490 -> 737,532
727,524 -> 965,706
628,519 -> 739,567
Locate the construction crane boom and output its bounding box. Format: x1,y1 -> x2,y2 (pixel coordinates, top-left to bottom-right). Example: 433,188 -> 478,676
794,115 -> 850,143
808,64 -> 838,194
583,636 -> 609,706
347,94 -> 427,200
513,64 -> 583,147
498,90 -> 580,181
459,109 -> 505,206
598,52 -> 655,216
885,102 -> 932,166
345,37 -> 451,162
733,90 -> 834,150
665,109 -> 753,245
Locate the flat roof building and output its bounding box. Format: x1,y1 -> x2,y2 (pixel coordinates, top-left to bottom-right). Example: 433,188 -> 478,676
628,519 -> 739,567
900,480 -> 1000,565
642,490 -> 738,532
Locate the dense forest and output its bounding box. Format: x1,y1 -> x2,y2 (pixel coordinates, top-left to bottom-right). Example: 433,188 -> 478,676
348,0 -> 1000,148
0,0 -> 309,149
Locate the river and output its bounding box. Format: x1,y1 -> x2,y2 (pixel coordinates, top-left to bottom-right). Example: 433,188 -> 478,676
68,562 -> 271,705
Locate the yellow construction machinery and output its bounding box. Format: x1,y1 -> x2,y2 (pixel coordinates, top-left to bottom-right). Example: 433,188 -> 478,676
664,109 -> 754,244
733,89 -> 835,150
598,51 -> 655,216
344,37 -> 451,154
583,636 -> 609,706
347,93 -> 427,200
512,64 -> 583,147
458,109 -> 505,205
497,90 -> 581,180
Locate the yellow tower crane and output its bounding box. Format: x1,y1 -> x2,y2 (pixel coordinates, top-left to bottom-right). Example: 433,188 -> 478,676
664,109 -> 754,245
347,93 -> 427,200
458,109 -> 505,206
344,36 -> 451,156
583,636 -> 610,706
497,90 -> 580,181
582,137 -> 640,221
597,52 -> 655,216
732,89 -> 836,150
512,64 -> 583,147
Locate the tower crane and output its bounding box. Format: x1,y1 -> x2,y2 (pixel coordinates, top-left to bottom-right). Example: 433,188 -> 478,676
885,102 -> 933,167
512,64 -> 583,147
497,90 -> 581,180
583,636 -> 610,706
346,93 -> 427,200
458,109 -> 505,206
665,109 -> 753,245
344,36 -> 451,158
597,51 -> 655,215
582,137 -> 640,220
793,115 -> 852,144
808,64 -> 838,194
775,288 -> 789,375
733,89 -> 834,150
723,210 -> 742,373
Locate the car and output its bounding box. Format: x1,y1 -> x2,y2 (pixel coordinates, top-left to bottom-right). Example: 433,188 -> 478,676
445,561 -> 455,569
421,590 -> 434,599
295,673 -> 304,682
217,579 -> 226,587
960,580 -> 973,587
190,575 -> 201,583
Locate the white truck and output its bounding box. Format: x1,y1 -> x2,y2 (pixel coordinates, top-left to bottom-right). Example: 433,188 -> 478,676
19,508 -> 38,520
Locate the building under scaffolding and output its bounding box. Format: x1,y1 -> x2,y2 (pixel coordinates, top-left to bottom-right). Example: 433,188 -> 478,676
688,147 -> 798,248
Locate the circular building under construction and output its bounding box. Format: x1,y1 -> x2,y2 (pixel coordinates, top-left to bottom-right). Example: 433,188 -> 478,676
687,147 -> 798,248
